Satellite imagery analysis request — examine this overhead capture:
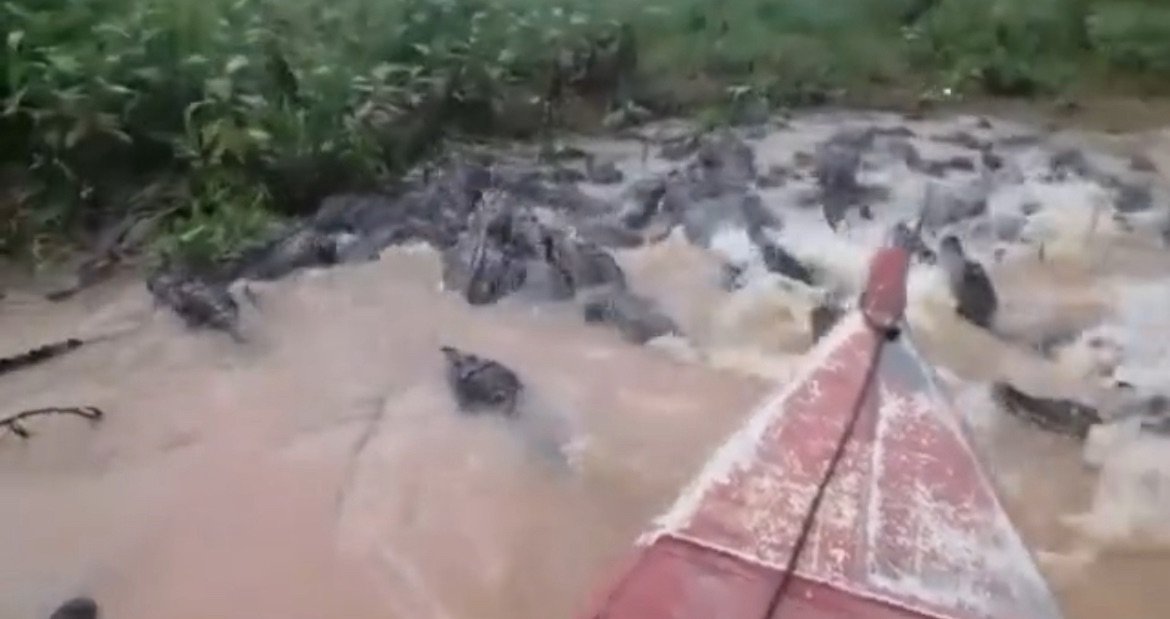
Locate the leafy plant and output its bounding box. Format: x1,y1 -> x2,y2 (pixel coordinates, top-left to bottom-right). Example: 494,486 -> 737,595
908,0 -> 1085,95
150,171 -> 281,267
3,0 -> 1170,265
1088,2 -> 1170,75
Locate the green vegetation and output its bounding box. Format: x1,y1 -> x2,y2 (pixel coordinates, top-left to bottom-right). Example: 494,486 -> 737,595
3,0 -> 1170,266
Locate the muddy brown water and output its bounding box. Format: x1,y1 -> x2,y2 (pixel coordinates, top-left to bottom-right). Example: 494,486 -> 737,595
0,248 -> 770,619
3,111 -> 1170,619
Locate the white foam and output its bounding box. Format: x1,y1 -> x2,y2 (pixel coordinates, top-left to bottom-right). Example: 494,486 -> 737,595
611,111 -> 1170,557
1111,278 -> 1170,389
708,226 -> 759,265
1072,433 -> 1170,545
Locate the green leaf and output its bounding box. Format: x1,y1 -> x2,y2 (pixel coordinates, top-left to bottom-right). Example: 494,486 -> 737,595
246,128 -> 272,144
64,121 -> 88,149
183,100 -> 210,129
2,88 -> 26,116
93,23 -> 129,39
106,128 -> 133,144
226,55 -> 249,75
244,27 -> 266,45
6,29 -> 23,51
200,118 -> 226,146
46,54 -> 81,74
206,77 -> 232,99
98,79 -> 135,97
727,84 -> 752,98
371,62 -> 407,81
132,67 -> 164,83
4,2 -> 35,21
238,94 -> 266,108
179,224 -> 207,242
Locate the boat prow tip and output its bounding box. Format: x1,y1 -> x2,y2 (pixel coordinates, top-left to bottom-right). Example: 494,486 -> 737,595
576,244 -> 1064,619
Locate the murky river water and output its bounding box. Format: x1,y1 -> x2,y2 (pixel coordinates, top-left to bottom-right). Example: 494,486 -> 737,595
3,110 -> 1170,618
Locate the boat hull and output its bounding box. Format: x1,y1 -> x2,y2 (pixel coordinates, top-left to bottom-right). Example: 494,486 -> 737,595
578,248 -> 1064,619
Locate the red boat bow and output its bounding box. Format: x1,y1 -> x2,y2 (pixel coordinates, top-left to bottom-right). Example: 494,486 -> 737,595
578,246 -> 1064,619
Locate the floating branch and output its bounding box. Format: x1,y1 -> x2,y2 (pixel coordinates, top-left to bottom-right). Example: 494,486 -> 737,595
0,407 -> 104,440
0,338 -> 84,377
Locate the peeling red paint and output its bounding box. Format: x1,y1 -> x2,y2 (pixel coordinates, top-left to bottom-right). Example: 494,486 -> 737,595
578,309 -> 1064,619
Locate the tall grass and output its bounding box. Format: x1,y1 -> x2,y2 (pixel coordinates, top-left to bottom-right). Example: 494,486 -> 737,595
3,0 -> 1170,265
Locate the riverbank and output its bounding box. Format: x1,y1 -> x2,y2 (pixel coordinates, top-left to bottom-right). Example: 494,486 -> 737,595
4,108 -> 1170,618
7,0 -> 1170,270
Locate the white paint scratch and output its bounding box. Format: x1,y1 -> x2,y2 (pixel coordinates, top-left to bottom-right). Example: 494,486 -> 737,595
638,313 -> 866,545
865,385 -> 1064,619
